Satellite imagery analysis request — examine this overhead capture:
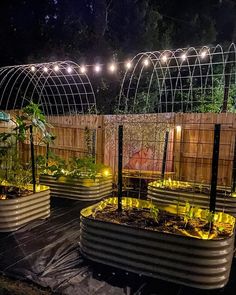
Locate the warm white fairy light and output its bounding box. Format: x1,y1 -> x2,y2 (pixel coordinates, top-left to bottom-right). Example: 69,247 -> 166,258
143,58 -> 149,66
30,66 -> 36,72
176,125 -> 181,132
80,65 -> 86,73
94,64 -> 101,73
161,55 -> 168,62
201,51 -> 207,58
43,66 -> 48,73
125,61 -> 132,69
181,53 -> 187,61
67,66 -> 72,73
108,63 -> 116,72
54,65 -> 59,72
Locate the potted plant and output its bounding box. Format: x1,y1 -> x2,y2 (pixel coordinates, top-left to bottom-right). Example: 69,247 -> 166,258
0,102 -> 52,232
80,197 -> 235,290
148,179 -> 236,217
38,153 -> 113,201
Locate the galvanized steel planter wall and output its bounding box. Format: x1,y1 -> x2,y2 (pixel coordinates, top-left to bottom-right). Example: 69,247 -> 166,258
40,175 -> 113,201
148,182 -> 236,217
80,200 -> 235,290
0,189 -> 50,232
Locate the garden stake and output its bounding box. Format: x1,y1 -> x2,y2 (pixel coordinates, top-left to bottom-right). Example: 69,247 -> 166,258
209,124 -> 221,214
30,125 -> 36,193
118,125 -> 123,212
232,136 -> 236,192
46,142 -> 49,168
161,130 -> 169,182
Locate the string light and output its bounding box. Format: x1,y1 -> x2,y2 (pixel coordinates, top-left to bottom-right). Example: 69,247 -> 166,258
201,51 -> 207,58
80,65 -> 86,73
94,64 -> 101,73
161,55 -> 168,62
181,53 -> 187,61
67,66 -> 72,73
54,65 -> 59,72
143,58 -> 149,66
125,61 -> 132,69
43,66 -> 48,73
30,66 -> 36,72
108,63 -> 116,72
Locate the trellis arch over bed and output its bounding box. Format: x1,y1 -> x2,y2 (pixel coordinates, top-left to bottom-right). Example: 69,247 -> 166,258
118,43 -> 236,114
0,61 -> 96,115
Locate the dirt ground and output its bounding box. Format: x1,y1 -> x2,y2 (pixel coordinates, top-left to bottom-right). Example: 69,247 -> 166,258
0,275 -> 53,295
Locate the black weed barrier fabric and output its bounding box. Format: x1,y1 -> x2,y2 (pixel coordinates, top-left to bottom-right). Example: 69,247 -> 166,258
0,198 -> 235,295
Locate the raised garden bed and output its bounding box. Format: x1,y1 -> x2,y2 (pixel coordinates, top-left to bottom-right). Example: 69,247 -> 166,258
80,197 -> 235,289
0,184 -> 50,232
148,180 -> 236,217
40,174 -> 113,201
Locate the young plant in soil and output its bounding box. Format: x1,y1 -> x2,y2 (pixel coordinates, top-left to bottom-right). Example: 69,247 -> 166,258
90,197 -> 235,240
0,102 -> 54,198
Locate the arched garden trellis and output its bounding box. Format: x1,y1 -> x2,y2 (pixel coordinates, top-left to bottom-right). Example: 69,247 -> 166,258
119,44 -> 236,114
0,60 -> 96,115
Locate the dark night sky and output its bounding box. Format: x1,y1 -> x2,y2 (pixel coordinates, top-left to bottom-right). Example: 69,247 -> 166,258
0,0 -> 236,67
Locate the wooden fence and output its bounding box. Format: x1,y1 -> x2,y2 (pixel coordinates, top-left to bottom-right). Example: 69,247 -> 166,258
2,112 -> 236,187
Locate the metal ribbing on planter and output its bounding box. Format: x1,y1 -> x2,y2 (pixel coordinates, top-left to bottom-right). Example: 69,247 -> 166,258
40,175 -> 113,201
0,189 -> 50,232
147,184 -> 236,217
80,215 -> 235,290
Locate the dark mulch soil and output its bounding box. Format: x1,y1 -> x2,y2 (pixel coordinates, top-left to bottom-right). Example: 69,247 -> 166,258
93,205 -> 233,239
0,185 -> 31,199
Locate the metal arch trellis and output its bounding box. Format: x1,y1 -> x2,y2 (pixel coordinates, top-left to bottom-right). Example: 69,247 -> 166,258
118,43 -> 236,114
0,61 -> 97,116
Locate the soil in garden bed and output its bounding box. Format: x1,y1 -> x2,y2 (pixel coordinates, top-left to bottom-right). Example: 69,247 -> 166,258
0,185 -> 31,200
93,205 -> 233,239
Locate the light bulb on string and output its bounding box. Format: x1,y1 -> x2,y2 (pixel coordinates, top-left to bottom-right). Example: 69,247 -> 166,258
30,66 -> 36,72
143,58 -> 149,66
108,63 -> 116,73
67,66 -> 72,73
43,66 -> 48,73
161,55 -> 168,63
181,53 -> 187,61
80,65 -> 86,73
201,51 -> 207,59
54,65 -> 59,72
125,61 -> 132,69
94,64 -> 101,73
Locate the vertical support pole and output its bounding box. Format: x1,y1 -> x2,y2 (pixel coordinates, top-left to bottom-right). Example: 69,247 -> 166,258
118,125 -> 123,212
209,124 -> 221,213
232,137 -> 236,192
30,125 -> 36,193
161,130 -> 169,181
46,142 -> 49,168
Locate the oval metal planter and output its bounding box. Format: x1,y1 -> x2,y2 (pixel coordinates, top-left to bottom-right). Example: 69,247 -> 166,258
40,175 -> 113,201
0,187 -> 50,232
148,182 -> 236,217
80,199 -> 235,290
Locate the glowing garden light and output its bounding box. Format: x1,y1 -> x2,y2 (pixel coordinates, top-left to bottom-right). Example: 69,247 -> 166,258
67,66 -> 72,73
176,125 -> 181,132
181,53 -> 187,61
161,55 -> 168,62
54,65 -> 59,72
94,64 -> 101,73
201,51 -> 207,58
30,66 -> 36,72
80,65 -> 86,73
125,61 -> 132,69
143,58 -> 149,66
108,63 -> 116,72
43,66 -> 48,73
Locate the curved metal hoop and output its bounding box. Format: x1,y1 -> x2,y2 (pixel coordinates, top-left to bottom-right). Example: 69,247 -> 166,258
118,44 -> 236,114
0,61 -> 97,115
